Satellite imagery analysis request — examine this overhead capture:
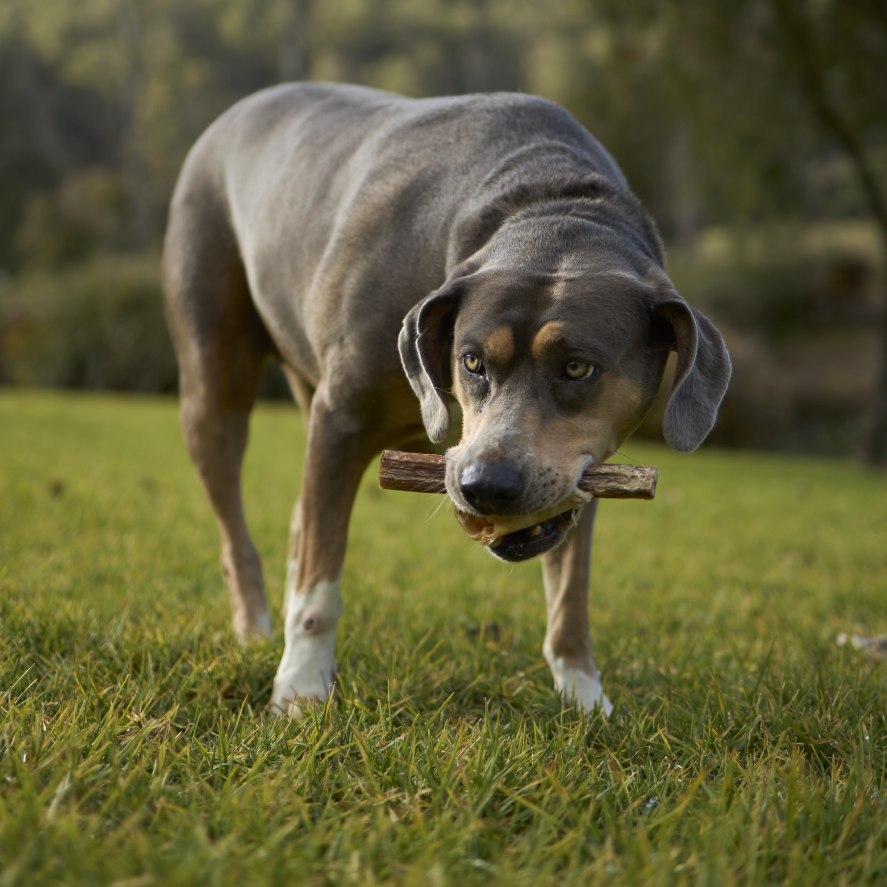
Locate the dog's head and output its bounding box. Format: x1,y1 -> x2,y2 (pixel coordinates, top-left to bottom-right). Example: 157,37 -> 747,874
399,218 -> 731,562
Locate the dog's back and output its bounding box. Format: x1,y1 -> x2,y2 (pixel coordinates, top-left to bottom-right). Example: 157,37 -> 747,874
166,84 -> 633,382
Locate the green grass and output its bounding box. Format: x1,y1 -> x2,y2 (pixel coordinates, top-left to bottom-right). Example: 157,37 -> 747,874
2,390 -> 887,886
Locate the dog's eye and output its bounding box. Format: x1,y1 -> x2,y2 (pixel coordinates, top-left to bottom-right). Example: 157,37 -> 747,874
463,354 -> 484,374
564,360 -> 594,380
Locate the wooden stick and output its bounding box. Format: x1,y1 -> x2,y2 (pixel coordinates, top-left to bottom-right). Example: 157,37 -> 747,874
378,450 -> 657,500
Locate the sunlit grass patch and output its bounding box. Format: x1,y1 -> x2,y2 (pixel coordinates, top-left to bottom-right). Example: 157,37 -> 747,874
1,390 -> 886,885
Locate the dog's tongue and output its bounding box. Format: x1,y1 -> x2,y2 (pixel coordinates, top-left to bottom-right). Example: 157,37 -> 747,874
454,489 -> 593,546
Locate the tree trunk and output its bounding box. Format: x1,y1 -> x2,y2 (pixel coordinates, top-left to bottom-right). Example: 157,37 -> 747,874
669,126 -> 699,260
772,0 -> 887,464
279,0 -> 313,82
861,235 -> 887,465
462,0 -> 492,93
118,0 -> 151,248
13,47 -> 72,176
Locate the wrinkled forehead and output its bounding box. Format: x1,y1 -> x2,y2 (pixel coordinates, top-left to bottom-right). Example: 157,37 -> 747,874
453,267 -> 655,365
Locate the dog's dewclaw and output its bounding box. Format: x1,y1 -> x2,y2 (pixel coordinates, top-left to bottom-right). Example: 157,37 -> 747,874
378,450 -> 658,499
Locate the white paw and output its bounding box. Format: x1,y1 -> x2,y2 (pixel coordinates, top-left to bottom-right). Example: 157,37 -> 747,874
270,578 -> 342,717
270,668 -> 336,718
546,655 -> 613,717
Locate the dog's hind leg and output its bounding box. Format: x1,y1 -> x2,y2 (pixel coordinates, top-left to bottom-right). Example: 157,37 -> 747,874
163,200 -> 274,641
270,389 -> 380,716
541,500 -> 613,716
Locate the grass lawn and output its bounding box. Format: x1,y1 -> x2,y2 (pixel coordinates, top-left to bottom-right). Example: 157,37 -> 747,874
2,390 -> 886,886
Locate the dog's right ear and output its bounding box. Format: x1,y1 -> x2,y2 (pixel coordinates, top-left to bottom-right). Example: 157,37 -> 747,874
398,281 -> 462,443
656,300 -> 732,452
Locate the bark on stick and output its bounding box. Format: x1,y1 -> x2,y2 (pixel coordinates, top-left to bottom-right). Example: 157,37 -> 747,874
378,450 -> 657,500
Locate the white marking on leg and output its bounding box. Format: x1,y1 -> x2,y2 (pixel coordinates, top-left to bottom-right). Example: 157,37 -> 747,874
271,575 -> 343,717
544,645 -> 613,717
281,556 -> 298,617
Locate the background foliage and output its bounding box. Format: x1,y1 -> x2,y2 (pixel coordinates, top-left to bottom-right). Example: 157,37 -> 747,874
0,0 -> 885,457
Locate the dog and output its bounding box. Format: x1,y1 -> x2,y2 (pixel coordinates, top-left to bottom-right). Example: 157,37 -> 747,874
162,83 -> 731,717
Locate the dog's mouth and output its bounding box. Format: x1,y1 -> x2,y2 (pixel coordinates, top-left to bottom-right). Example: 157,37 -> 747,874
451,483 -> 592,563
487,508 -> 577,562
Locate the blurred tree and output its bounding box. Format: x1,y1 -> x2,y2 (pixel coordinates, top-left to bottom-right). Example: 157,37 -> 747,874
518,1 -> 698,247
118,0 -> 150,246
768,0 -> 887,464
670,0 -> 887,463
0,0 -> 281,259
0,39 -> 118,271
0,0 -> 534,265
16,169 -> 128,268
560,0 -> 887,463
279,0 -> 313,80
1,0 -> 884,458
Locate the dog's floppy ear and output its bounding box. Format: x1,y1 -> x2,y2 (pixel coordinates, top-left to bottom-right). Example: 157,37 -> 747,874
398,281 -> 462,443
656,300 -> 732,452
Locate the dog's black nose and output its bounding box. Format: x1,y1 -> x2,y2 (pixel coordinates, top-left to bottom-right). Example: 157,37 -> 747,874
460,462 -> 522,514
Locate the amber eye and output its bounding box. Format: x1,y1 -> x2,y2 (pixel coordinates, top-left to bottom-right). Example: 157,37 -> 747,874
463,354 -> 484,374
564,360 -> 594,380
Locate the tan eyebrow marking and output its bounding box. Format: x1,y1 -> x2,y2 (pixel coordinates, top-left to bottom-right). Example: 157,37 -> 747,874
482,326 -> 515,365
530,321 -> 566,357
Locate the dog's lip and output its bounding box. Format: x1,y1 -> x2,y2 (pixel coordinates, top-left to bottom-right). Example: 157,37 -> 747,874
487,509 -> 576,562
449,498 -> 532,517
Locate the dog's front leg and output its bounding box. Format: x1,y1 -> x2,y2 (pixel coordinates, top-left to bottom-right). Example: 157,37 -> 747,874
270,395 -> 374,717
541,499 -> 613,716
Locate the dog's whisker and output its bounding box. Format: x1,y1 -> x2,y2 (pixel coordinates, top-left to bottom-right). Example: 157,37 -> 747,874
426,494 -> 450,522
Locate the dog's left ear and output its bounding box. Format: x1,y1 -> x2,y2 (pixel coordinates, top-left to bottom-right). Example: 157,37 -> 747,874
655,299 -> 732,452
399,281 -> 462,443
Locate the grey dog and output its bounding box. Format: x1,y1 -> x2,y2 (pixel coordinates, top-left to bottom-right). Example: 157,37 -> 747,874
162,83 -> 731,716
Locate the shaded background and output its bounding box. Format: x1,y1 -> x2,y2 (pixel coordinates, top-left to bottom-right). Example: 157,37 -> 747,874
0,0 -> 884,462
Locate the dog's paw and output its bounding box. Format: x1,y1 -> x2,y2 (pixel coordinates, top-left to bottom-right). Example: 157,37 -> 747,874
270,643 -> 338,717
560,671 -> 613,717
271,578 -> 343,718
269,667 -> 337,718
547,656 -> 613,717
